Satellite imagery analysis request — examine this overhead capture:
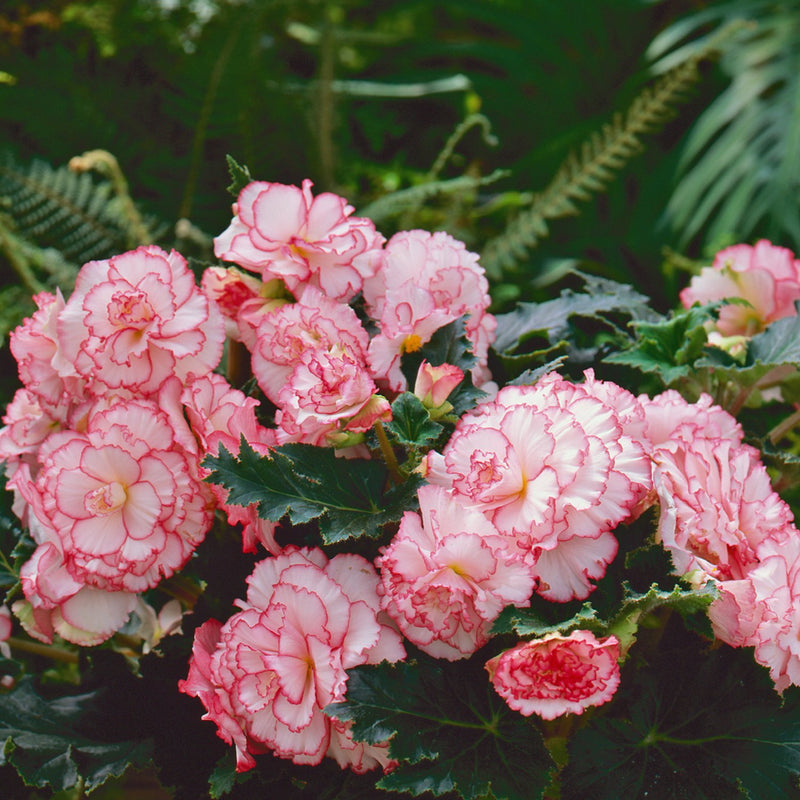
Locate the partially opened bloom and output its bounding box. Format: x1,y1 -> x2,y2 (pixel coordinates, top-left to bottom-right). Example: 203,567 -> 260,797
214,179 -> 384,302
56,245 -> 225,396
276,346 -> 390,447
377,485 -> 535,660
653,435 -> 794,582
486,631 -> 621,719
680,239 -> 800,336
179,548 -> 405,771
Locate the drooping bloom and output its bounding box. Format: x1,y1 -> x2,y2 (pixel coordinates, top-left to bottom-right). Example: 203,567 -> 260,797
427,374 -> 651,601
250,287 -> 370,404
360,230 -> 496,391
680,239 -> 800,336
377,485 -> 536,660
214,179 -> 385,302
276,346 -> 391,447
653,435 -> 795,582
485,631 -> 621,719
56,245 -> 225,396
179,548 -> 405,771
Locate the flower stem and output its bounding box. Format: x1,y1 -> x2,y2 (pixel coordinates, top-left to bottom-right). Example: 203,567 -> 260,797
769,406 -> 800,445
373,421 -> 403,485
8,636 -> 78,664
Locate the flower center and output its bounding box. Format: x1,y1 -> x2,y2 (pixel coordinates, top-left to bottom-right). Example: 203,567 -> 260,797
84,482 -> 127,516
108,290 -> 155,329
402,334 -> 423,353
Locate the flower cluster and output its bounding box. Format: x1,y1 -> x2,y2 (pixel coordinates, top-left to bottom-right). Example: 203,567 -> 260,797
0,246 -> 274,644
4,173 -> 800,792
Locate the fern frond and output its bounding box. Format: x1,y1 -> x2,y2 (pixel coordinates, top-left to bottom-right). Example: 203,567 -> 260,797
358,168 -> 510,225
480,46 -> 711,278
0,153 -> 147,268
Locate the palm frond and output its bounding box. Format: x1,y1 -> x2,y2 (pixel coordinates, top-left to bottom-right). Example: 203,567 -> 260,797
650,2 -> 800,250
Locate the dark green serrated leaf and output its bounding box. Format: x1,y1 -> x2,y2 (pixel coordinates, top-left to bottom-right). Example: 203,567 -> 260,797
225,154 -> 253,197
204,440 -> 421,544
494,272 -> 653,355
400,318 -> 478,390
327,659 -> 553,800
492,583 -> 715,654
562,633 -> 800,800
604,304 -> 718,384
0,678 -> 152,793
386,393 -> 443,449
747,307 -> 800,367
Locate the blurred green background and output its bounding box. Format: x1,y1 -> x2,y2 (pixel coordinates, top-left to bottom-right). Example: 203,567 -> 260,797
2,0 -> 800,366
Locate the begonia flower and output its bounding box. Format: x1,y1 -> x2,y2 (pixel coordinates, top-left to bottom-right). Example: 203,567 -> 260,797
28,398 -> 215,593
653,435 -> 794,582
214,179 -> 384,302
276,346 -> 391,447
485,631 -> 621,719
56,245 -> 225,396
377,484 -> 535,660
413,360 -> 464,418
680,239 -> 800,336
427,374 -> 651,601
179,547 -> 405,771
250,287 -> 369,404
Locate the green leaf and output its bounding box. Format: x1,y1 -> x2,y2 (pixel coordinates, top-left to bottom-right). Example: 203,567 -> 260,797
747,308 -> 800,368
0,678 -> 152,793
225,154 -> 253,197
328,659 -> 553,800
494,272 -> 654,355
204,440 -> 421,544
493,583 -> 715,657
386,393 -> 443,449
604,303 -> 718,384
562,633 -> 800,800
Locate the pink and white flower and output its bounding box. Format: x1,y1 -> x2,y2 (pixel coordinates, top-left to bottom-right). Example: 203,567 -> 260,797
214,179 -> 384,302
653,435 -> 794,582
377,485 -> 536,660
485,631 -> 621,719
427,374 -> 651,601
680,239 -> 800,336
179,547 -> 405,771
250,287 -> 370,404
28,398 -> 215,593
56,246 -> 225,396
276,346 -> 390,447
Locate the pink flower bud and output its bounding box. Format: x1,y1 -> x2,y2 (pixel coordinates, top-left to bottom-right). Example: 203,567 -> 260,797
413,360 -> 464,411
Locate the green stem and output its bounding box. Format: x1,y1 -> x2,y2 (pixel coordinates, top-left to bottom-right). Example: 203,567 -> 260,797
769,406 -> 800,444
373,421 -> 403,485
8,636 -> 78,664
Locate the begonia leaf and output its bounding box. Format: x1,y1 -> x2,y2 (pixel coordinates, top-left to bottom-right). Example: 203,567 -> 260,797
747,306 -> 800,367
327,658 -> 554,800
401,318 -> 477,386
604,304 -> 717,384
386,393 -> 443,449
561,632 -> 800,800
493,272 -> 653,355
492,583 -> 715,655
0,677 -> 152,792
204,440 -> 422,544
